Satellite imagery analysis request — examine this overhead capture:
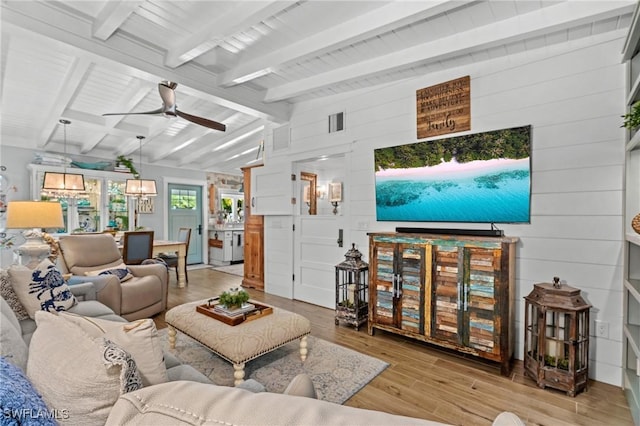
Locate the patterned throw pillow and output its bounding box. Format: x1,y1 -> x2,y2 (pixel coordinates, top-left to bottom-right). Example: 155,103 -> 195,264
85,263 -> 133,282
60,313 -> 169,386
8,259 -> 77,319
27,311 -> 142,426
0,356 -> 57,425
0,268 -> 30,321
101,338 -> 144,393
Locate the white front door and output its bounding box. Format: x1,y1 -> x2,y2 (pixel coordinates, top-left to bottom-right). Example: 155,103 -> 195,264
293,215 -> 347,308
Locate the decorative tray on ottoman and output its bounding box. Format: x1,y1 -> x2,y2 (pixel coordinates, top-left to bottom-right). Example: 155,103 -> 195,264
196,300 -> 273,326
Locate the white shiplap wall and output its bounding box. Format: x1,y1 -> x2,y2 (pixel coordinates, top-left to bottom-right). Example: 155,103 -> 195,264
264,33 -> 626,385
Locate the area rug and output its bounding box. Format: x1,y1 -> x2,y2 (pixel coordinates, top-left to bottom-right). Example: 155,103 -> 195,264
159,329 -> 388,404
211,263 -> 244,277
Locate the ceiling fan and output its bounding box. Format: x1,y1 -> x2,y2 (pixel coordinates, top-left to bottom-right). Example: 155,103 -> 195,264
103,81 -> 226,132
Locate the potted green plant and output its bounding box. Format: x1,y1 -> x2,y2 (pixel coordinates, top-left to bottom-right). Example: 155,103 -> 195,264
219,287 -> 250,310
116,155 -> 138,178
622,101 -> 640,130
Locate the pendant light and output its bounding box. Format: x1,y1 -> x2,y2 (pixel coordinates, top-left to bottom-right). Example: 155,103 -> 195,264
42,119 -> 86,196
125,135 -> 157,198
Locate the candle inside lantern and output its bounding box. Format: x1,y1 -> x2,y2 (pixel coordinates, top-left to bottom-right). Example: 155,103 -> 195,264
546,339 -> 560,359
347,283 -> 356,304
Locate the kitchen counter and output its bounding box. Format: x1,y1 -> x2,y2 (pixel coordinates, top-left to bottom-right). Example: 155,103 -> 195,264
209,224 -> 244,232
209,227 -> 244,266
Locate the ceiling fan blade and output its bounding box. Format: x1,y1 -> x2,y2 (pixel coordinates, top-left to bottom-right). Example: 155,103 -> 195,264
161,80 -> 178,90
175,109 -> 226,132
158,82 -> 177,109
103,107 -> 165,116
103,81 -> 225,131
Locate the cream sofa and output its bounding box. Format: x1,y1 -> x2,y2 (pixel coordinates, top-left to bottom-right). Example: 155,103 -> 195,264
0,278 -> 523,425
0,285 -> 447,426
57,233 -> 168,320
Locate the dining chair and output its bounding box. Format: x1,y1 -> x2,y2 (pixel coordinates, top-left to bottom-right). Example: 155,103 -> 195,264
122,230 -> 154,265
158,227 -> 191,284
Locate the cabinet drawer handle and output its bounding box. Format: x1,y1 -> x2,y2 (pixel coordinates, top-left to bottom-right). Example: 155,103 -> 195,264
392,274 -> 397,298
464,285 -> 469,311
457,282 -> 462,310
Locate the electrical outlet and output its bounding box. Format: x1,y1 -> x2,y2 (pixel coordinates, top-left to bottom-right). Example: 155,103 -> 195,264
594,320 -> 609,338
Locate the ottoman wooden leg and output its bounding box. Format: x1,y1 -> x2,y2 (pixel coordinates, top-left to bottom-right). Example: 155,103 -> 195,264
299,335 -> 308,362
233,363 -> 246,385
168,325 -> 177,349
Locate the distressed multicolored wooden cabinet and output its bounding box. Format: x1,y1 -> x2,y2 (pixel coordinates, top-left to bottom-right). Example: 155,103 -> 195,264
368,232 -> 518,376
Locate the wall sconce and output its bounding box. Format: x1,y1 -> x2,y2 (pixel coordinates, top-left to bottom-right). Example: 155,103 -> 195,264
304,185 -> 326,204
329,182 -> 342,215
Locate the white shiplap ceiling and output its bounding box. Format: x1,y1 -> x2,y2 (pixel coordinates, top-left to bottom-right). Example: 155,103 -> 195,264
1,0 -> 635,173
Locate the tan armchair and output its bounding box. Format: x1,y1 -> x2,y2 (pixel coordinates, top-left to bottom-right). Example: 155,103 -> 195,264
57,233 -> 168,321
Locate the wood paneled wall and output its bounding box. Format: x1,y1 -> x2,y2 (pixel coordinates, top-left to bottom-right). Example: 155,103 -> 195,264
265,34 -> 626,386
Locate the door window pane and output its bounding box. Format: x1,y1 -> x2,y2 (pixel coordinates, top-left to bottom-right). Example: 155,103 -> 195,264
170,189 -> 197,209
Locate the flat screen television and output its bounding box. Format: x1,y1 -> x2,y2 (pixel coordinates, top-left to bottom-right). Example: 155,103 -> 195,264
374,125 -> 531,223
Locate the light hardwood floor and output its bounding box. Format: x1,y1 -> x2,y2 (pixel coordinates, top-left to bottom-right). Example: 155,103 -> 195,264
154,267 -> 634,426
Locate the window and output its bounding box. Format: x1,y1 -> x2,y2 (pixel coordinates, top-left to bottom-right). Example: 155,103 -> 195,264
219,190 -> 244,222
170,189 -> 197,209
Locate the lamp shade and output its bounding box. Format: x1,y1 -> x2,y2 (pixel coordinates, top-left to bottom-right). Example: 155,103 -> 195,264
6,201 -> 64,229
329,182 -> 343,202
42,171 -> 86,191
125,179 -> 157,196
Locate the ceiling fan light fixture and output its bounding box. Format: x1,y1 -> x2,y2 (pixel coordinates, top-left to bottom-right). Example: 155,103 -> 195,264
103,81 -> 226,132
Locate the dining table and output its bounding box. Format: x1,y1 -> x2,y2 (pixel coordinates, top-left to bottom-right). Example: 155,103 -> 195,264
116,236 -> 188,288
152,240 -> 188,288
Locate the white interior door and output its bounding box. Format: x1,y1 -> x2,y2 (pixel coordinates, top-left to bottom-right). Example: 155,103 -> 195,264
250,164 -> 293,215
293,215 -> 347,308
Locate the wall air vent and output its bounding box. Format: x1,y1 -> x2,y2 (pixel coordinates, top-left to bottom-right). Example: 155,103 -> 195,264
328,112 -> 344,133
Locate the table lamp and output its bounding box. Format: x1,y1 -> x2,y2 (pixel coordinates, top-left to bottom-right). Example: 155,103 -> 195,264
5,201 -> 64,268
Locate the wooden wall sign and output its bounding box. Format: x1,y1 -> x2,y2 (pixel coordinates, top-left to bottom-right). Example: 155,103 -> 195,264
138,197 -> 154,214
416,75 -> 470,139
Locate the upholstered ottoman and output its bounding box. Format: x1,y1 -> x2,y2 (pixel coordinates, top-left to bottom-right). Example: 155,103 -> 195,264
165,299 -> 311,385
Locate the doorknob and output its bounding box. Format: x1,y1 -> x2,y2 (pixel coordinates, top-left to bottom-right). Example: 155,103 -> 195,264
337,229 -> 343,247
197,224 -> 202,235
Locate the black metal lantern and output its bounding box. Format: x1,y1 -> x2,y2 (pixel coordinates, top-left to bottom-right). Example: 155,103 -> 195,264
335,243 -> 369,331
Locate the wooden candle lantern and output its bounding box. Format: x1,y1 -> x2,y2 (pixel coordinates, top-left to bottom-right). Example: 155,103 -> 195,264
524,279 -> 591,396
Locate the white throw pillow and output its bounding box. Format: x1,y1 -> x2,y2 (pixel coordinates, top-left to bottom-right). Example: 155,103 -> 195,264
85,263 -> 133,282
59,312 -> 168,386
0,299 -> 28,371
8,259 -> 77,319
27,311 -> 142,426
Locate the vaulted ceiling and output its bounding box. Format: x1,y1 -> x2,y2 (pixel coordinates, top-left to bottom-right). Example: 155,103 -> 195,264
1,1 -> 635,174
